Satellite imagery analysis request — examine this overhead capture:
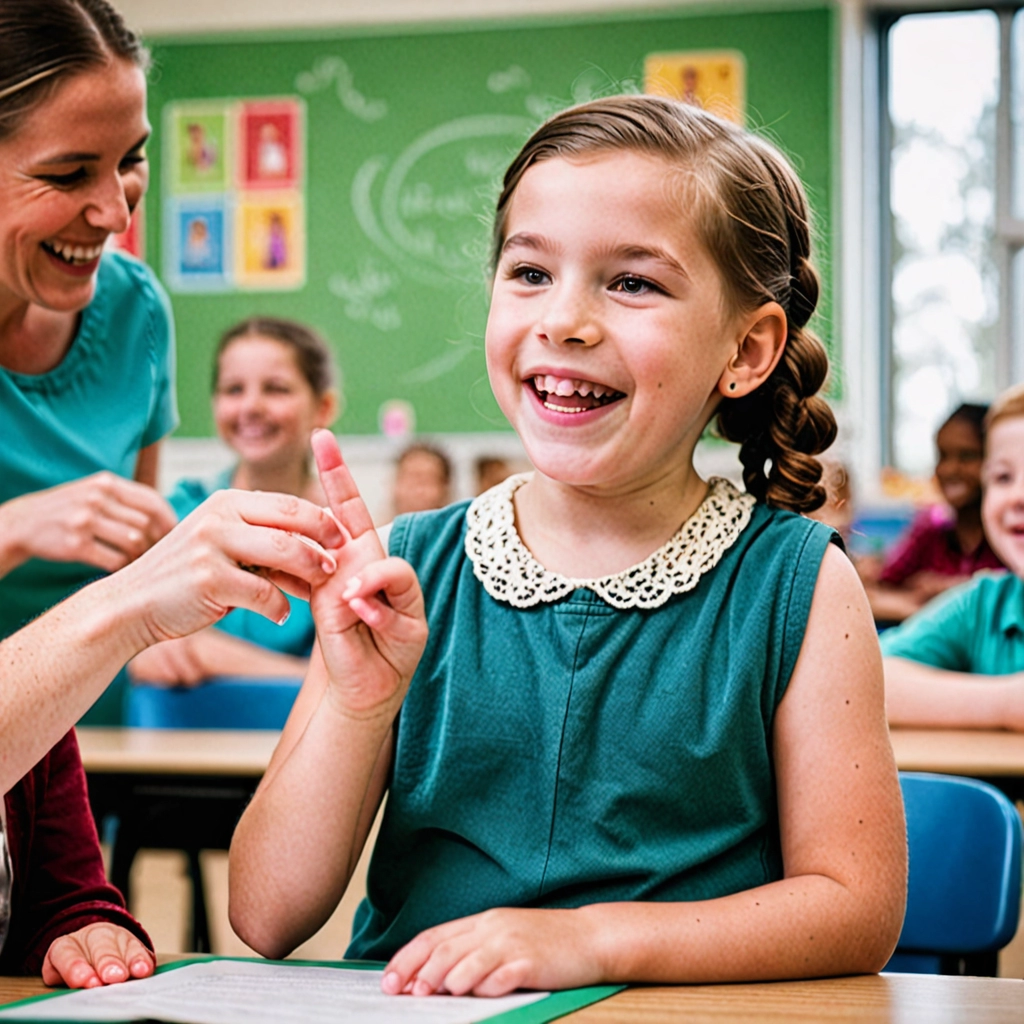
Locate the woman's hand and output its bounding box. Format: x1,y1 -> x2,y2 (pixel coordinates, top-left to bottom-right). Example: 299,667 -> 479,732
308,430 -> 428,718
109,487 -> 344,651
382,908 -> 600,998
41,923 -> 154,989
0,473 -> 176,578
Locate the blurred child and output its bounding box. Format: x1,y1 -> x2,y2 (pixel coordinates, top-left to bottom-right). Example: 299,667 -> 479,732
882,384 -> 1024,729
865,403 -> 1003,623
231,95 -> 904,992
391,442 -> 452,516
128,317 -> 338,686
474,455 -> 513,495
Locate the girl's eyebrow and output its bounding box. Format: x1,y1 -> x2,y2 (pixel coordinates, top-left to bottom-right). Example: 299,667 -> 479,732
503,233 -> 689,278
37,133 -> 150,166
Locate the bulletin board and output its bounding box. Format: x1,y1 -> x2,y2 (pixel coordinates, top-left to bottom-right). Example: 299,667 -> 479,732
144,6 -> 836,436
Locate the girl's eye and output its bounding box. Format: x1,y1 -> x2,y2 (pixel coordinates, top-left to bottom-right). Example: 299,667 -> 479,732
120,154 -> 147,172
510,265 -> 549,286
612,275 -> 656,296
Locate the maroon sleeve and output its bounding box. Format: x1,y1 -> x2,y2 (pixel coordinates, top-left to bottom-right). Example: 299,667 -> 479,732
878,511 -> 941,585
2,730 -> 152,975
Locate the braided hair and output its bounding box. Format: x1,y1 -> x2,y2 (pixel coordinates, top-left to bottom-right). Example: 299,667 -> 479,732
493,95 -> 837,512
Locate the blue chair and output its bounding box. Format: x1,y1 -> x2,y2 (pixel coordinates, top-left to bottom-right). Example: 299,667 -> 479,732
884,772 -> 1023,975
126,675 -> 302,730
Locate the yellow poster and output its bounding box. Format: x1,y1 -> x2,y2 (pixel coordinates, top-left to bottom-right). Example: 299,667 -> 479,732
235,192 -> 305,290
644,50 -> 746,124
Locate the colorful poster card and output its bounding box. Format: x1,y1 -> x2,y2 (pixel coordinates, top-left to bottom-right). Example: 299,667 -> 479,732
165,196 -> 231,291
239,100 -> 304,189
235,191 -> 305,289
644,50 -> 746,124
170,102 -> 231,192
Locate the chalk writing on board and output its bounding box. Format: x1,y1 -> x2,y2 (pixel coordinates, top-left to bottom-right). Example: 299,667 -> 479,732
327,262 -> 401,331
488,65 -> 531,94
295,56 -> 387,123
353,114 -> 534,286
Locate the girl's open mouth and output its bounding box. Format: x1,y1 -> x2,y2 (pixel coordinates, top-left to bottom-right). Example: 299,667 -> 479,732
527,374 -> 625,415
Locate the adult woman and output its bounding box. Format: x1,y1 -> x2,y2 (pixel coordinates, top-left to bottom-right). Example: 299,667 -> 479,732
0,0 -> 177,724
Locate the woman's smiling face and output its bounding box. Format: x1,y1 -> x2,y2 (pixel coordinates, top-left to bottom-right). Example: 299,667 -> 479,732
485,151 -> 743,493
0,59 -> 149,316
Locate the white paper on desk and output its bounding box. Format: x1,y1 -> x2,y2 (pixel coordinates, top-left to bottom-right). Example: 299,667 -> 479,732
0,960 -> 548,1024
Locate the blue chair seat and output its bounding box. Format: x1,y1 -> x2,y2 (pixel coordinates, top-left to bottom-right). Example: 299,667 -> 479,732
884,772 -> 1023,975
127,675 -> 302,730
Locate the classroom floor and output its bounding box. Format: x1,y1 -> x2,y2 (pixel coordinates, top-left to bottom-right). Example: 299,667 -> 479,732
121,817 -> 1024,979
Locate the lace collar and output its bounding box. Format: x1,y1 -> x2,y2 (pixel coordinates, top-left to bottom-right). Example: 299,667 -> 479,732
464,473 -> 756,610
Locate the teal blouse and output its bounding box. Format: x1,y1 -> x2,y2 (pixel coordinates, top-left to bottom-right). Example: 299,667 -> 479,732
346,479 -> 836,960
879,570 -> 1024,674
0,252 -> 177,724
168,471 -> 316,657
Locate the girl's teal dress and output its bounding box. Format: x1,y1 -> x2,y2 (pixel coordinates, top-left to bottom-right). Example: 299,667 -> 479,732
347,475 -> 837,960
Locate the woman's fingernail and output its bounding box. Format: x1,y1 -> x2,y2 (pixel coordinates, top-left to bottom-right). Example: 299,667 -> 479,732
322,555 -> 337,573
382,971 -> 401,994
131,958 -> 151,975
277,611 -> 291,626
412,978 -> 432,997
102,965 -> 126,982
342,578 -> 361,600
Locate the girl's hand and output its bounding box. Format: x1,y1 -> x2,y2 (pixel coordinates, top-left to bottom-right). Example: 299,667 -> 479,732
112,488 -> 344,649
0,473 -> 176,577
382,908 -> 600,998
41,923 -> 154,989
309,430 -> 428,718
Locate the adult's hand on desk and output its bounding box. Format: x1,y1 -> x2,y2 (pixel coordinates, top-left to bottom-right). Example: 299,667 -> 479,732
309,429 -> 428,719
108,487 -> 344,650
0,473 -> 176,578
42,923 -> 154,989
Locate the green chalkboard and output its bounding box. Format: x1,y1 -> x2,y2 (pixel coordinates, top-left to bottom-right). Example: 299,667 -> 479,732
146,6 -> 835,437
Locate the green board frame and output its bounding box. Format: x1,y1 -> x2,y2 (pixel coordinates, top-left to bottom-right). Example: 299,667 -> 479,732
145,6 -> 835,436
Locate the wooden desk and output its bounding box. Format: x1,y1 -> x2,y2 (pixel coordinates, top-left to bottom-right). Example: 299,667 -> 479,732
0,971 -> 1021,1022
889,728 -> 1024,802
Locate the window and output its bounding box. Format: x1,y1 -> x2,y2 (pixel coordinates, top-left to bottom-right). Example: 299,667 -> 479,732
882,7 -> 1024,475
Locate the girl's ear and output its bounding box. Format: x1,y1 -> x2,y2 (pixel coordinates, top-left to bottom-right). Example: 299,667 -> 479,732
717,302 -> 788,398
315,389 -> 342,429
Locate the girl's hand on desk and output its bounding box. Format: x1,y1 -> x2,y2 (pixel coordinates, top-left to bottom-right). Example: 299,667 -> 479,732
0,473 -> 176,578
113,488 -> 344,648
42,923 -> 154,989
309,430 -> 428,717
382,908 -> 599,998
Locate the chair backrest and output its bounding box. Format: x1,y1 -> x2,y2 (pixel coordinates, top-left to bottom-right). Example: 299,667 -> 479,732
127,676 -> 302,730
885,772 -> 1023,974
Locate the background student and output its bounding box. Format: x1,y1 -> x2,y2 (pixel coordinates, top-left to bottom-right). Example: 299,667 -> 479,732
864,403 -> 1003,624
229,95 -> 905,995
882,383 -> 1024,731
391,442 -> 452,517
129,317 -> 338,686
0,0 -> 177,725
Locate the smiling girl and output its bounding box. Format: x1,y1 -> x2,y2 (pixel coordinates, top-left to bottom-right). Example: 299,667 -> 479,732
230,96 -> 907,994
128,317 -> 338,686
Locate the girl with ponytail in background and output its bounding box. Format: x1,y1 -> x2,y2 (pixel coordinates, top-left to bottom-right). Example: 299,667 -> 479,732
230,95 -> 907,994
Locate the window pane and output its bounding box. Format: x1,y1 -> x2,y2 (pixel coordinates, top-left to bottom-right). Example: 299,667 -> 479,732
888,11 -> 999,475
1014,10 -> 1024,219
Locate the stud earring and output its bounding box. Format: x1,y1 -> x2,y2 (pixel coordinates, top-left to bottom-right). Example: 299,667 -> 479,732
728,382 -> 737,392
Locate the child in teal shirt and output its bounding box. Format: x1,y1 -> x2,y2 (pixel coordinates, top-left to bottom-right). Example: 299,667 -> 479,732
883,383 -> 1024,730
229,96 -> 906,994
